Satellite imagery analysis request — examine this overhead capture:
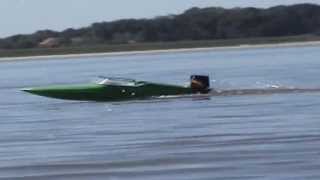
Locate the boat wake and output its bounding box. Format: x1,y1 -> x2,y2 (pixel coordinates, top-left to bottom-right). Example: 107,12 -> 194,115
112,87 -> 320,105
153,87 -> 320,101
211,87 -> 320,96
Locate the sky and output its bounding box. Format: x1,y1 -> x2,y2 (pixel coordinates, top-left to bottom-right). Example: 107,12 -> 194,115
0,0 -> 319,38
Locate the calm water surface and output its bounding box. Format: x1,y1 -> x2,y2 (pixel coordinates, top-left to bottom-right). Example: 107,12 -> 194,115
0,46 -> 320,179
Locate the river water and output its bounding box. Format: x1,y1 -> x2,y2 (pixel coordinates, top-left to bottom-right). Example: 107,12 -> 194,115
0,46 -> 320,179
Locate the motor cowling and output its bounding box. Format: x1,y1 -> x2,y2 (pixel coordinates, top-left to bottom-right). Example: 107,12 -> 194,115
190,75 -> 210,93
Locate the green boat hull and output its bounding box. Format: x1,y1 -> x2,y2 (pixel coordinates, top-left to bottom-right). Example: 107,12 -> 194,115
23,82 -> 194,102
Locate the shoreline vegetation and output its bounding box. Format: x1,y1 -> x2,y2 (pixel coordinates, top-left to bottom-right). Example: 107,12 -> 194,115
1,35 -> 320,62
2,3 -> 320,60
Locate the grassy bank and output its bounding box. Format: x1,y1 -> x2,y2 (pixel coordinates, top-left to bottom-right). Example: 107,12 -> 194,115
1,35 -> 320,58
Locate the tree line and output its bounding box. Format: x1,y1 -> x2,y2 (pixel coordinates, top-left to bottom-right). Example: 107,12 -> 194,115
1,3 -> 320,49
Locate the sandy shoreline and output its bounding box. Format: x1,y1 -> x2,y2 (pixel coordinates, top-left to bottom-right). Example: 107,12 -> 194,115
1,40 -> 320,62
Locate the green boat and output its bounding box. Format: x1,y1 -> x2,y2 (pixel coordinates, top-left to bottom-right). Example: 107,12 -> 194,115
22,75 -> 210,102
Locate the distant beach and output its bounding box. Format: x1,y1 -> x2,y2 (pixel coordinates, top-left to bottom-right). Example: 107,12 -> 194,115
1,40 -> 320,63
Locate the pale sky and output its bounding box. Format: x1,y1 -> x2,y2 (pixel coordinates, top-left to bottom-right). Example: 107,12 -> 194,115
0,0 -> 319,38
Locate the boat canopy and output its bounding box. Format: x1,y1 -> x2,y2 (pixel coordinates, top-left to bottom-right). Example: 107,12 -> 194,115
97,77 -> 143,87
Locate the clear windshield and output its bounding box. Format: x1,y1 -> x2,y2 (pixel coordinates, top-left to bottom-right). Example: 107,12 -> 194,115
96,77 -> 141,86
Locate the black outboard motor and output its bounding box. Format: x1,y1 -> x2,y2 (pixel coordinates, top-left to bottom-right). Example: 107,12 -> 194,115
190,75 -> 210,93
